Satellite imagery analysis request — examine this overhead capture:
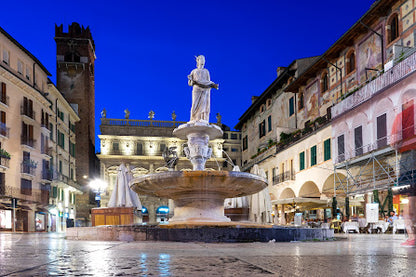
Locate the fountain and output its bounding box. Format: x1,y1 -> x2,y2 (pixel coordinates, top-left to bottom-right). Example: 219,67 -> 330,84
66,56 -> 333,242
130,55 -> 268,224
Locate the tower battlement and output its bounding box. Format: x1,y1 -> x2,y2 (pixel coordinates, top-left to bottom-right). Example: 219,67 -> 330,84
55,23 -> 94,42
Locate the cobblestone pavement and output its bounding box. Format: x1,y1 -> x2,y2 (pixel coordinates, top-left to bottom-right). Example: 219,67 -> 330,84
0,232 -> 415,276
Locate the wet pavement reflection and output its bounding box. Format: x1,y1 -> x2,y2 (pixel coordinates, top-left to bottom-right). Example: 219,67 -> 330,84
0,233 -> 415,276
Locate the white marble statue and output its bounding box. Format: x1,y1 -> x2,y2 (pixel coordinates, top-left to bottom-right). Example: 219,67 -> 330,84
188,55 -> 219,122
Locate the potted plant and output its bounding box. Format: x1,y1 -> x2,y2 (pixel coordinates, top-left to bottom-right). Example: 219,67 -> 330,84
0,148 -> 11,159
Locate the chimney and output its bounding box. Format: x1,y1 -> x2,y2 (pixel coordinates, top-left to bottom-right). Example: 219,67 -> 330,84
251,96 -> 258,104
277,67 -> 286,77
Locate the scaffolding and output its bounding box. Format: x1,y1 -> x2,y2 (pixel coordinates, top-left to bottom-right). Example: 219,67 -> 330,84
332,134 -> 416,197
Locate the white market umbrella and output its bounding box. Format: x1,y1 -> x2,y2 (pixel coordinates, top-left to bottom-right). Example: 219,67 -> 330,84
224,166 -> 249,208
249,165 -> 273,223
108,163 -> 142,209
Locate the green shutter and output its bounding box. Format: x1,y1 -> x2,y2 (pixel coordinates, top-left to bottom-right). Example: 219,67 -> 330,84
311,145 -> 317,166
289,97 -> 294,116
60,188 -> 64,201
268,116 -> 272,132
52,186 -> 57,198
324,139 -> 331,161
299,152 -> 305,171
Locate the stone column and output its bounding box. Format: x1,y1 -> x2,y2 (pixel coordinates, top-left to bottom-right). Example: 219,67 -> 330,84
280,204 -> 286,225
148,203 -> 157,223
273,205 -> 279,225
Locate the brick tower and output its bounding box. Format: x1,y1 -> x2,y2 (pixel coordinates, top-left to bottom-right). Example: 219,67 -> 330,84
55,22 -> 99,226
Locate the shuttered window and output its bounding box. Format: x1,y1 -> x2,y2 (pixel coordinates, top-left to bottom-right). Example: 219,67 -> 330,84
310,145 -> 317,166
354,126 -> 363,156
289,97 -> 294,116
337,135 -> 345,161
377,113 -> 387,148
324,138 -> 331,161
299,151 -> 305,171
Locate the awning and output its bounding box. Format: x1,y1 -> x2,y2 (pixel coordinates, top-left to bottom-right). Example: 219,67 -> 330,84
37,207 -> 49,213
272,197 -> 327,206
271,197 -> 364,210
0,202 -> 32,210
271,197 -> 329,210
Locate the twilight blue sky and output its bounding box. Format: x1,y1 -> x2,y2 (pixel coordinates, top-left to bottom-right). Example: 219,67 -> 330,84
1,0 -> 376,151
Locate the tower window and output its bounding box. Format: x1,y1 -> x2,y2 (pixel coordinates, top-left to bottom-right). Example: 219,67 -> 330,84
388,14 -> 399,43
321,72 -> 329,93
346,52 -> 355,74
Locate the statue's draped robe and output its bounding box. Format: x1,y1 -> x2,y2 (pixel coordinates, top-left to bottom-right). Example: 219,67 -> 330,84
189,68 -> 213,122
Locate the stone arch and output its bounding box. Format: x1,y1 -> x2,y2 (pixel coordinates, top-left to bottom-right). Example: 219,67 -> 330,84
374,96 -> 394,119
298,181 -> 320,198
106,165 -> 119,175
155,167 -> 169,173
322,173 -> 347,198
279,187 -> 295,199
401,89 -> 416,106
131,167 -> 149,177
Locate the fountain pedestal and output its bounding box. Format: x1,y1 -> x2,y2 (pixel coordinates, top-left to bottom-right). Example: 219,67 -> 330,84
173,121 -> 222,170
130,171 -> 267,223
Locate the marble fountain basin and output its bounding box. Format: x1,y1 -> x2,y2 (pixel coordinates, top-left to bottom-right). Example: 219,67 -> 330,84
129,170 -> 267,223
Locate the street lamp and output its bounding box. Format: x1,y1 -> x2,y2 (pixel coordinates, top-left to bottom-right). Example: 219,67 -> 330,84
89,179 -> 107,207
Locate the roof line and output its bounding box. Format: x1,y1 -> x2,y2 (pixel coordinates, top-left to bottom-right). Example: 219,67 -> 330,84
285,0 -> 383,91
0,26 -> 52,76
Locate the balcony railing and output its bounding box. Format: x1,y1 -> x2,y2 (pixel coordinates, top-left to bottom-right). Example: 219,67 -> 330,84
41,142 -> 50,155
0,156 -> 10,168
334,133 -> 401,164
21,137 -> 36,147
0,96 -> 9,106
272,171 -> 296,185
0,123 -> 10,138
42,169 -> 53,181
332,49 -> 416,118
101,118 -> 188,127
21,106 -> 35,119
21,161 -> 36,175
46,147 -> 54,156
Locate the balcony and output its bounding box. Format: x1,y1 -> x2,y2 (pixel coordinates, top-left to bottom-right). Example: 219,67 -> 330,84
101,118 -> 187,127
0,157 -> 10,168
41,142 -> 50,156
21,105 -> 35,119
46,147 -> 54,156
0,123 -> 10,138
56,171 -> 69,183
21,159 -> 37,175
272,171 -> 296,185
334,134 -> 397,164
42,169 -> 53,181
0,95 -> 9,106
332,50 -> 416,118
21,137 -> 36,148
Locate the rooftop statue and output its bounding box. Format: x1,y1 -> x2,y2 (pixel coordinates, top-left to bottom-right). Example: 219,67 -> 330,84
188,55 -> 219,123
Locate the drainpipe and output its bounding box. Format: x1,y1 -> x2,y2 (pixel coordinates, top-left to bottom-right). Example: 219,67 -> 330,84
360,21 -> 385,71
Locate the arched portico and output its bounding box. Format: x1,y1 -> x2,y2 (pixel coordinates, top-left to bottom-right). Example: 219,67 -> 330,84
322,173 -> 347,198
279,187 -> 296,199
298,181 -> 320,198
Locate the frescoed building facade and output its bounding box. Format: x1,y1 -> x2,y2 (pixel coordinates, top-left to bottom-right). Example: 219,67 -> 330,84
237,0 -> 416,223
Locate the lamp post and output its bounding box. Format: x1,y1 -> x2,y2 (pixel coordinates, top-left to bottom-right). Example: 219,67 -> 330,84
89,179 -> 107,207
